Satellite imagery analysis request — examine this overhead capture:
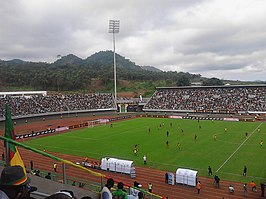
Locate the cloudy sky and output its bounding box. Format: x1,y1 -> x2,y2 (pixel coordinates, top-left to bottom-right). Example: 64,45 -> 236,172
1,0 -> 266,81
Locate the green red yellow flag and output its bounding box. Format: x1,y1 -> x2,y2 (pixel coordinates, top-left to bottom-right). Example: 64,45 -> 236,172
4,105 -> 26,173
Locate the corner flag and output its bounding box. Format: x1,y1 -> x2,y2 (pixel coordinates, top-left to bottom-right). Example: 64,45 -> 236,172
4,105 -> 26,173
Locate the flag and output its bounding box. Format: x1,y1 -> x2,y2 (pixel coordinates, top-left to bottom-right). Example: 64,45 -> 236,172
4,105 -> 26,173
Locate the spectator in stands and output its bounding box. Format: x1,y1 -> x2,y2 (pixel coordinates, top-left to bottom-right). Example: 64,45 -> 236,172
46,190 -> 76,199
133,181 -> 142,188
0,165 -> 33,199
34,170 -> 40,177
45,172 -> 52,180
144,87 -> 266,113
138,192 -> 144,199
0,93 -> 116,117
112,182 -> 128,199
129,181 -> 142,198
72,181 -> 76,186
101,178 -> 114,199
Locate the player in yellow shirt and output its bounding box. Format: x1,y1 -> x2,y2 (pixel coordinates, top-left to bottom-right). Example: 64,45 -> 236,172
213,134 -> 217,141
260,139 -> 263,147
177,143 -> 181,150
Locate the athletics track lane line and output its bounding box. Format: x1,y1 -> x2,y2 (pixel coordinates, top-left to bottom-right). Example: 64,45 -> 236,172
216,122 -> 263,172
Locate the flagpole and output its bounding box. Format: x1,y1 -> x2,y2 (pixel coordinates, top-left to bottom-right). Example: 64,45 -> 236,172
62,162 -> 67,184
4,109 -> 10,166
5,141 -> 10,166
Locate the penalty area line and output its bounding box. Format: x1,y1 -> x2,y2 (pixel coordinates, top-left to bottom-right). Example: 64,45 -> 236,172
216,122 -> 263,172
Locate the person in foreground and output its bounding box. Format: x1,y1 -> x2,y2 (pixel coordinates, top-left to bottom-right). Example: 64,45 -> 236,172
101,178 -> 114,199
112,182 -> 128,199
0,165 -> 36,199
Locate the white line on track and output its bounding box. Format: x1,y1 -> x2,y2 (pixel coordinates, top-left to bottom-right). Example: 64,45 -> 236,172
216,122 -> 263,172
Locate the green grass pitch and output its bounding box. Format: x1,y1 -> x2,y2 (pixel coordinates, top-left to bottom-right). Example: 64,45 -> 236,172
24,117 -> 266,183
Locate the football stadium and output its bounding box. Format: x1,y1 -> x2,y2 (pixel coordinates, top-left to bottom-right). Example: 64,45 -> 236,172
0,85 -> 265,199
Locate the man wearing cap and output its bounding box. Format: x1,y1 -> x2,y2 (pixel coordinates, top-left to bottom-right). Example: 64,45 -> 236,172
0,165 -> 32,199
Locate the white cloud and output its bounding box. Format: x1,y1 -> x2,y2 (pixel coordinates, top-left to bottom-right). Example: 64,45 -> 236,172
0,0 -> 266,81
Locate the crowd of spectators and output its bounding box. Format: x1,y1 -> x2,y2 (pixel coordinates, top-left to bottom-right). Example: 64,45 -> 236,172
144,86 -> 266,113
0,93 -> 115,117
101,178 -> 145,199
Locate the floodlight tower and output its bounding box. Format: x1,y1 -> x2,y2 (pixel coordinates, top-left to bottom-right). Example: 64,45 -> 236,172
109,19 -> 120,103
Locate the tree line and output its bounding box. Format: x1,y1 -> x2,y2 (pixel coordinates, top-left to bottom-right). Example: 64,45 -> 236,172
0,51 -> 226,94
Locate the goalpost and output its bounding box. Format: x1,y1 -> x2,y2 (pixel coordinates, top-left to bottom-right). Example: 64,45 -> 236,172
87,119 -> 109,128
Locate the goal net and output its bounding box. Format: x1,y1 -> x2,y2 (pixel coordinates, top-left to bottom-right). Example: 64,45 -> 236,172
87,119 -> 109,128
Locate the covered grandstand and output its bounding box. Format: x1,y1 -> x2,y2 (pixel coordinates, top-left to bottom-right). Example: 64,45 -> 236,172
0,92 -> 117,119
143,85 -> 266,114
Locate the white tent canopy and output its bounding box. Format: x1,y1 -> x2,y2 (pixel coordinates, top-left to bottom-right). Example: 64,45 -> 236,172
115,159 -> 133,174
108,158 -> 119,172
100,157 -> 109,170
176,168 -> 198,186
100,157 -> 134,174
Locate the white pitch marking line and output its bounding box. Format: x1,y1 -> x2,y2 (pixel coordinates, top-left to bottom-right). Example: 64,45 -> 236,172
216,123 -> 263,172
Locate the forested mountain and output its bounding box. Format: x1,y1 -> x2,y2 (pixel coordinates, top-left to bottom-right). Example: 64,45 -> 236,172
0,50 -> 245,97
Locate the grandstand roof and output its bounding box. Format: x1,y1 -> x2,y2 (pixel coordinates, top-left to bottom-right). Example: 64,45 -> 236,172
0,91 -> 47,97
156,84 -> 266,89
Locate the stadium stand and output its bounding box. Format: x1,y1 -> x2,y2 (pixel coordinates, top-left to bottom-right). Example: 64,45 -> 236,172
0,93 -> 116,118
144,85 -> 266,114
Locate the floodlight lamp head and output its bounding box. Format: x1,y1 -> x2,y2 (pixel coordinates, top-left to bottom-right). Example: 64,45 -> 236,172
109,20 -> 120,34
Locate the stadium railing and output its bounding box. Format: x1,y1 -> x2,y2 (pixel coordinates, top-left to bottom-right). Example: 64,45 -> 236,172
0,136 -> 164,199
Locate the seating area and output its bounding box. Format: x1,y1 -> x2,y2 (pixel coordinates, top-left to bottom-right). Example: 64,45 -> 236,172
144,85 -> 266,113
0,93 -> 116,117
